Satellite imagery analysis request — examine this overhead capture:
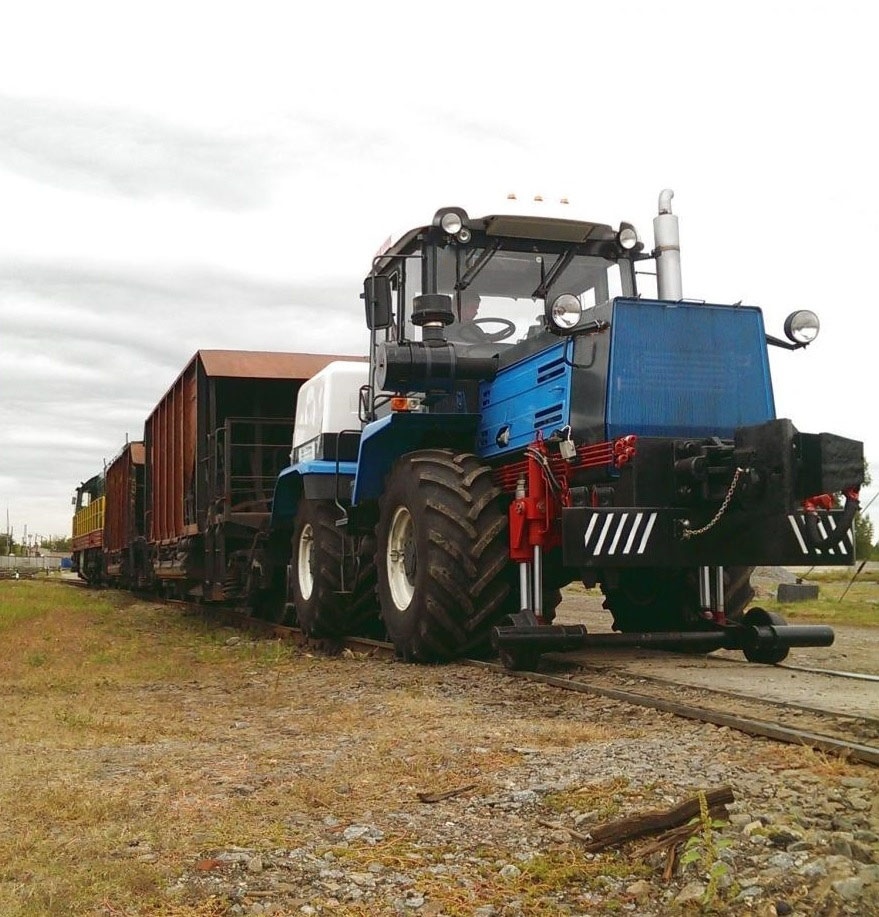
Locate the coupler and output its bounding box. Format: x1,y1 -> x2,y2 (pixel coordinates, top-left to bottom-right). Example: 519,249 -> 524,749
492,607 -> 834,670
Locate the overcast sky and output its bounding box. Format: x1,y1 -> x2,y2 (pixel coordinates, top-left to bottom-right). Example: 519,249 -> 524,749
1,1 -> 876,543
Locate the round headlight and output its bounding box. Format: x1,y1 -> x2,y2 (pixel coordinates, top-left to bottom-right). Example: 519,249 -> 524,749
618,226 -> 639,250
440,212 -> 463,234
784,310 -> 820,345
549,293 -> 582,331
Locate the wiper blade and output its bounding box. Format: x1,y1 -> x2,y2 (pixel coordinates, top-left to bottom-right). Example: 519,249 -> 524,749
457,241 -> 500,290
532,247 -> 576,299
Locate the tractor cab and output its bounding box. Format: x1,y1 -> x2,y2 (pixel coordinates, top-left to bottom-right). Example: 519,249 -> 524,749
362,207 -> 649,418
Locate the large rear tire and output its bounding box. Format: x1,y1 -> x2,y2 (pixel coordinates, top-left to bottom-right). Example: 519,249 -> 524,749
376,449 -> 515,662
601,566 -> 755,633
291,499 -> 381,638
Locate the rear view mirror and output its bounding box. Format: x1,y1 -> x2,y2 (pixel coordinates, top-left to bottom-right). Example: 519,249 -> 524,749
363,276 -> 393,330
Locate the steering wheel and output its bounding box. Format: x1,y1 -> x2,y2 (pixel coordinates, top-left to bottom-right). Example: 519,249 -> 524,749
470,317 -> 516,343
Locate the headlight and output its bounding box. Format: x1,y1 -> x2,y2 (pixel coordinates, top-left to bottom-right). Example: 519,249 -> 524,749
784,310 -> 820,345
549,293 -> 582,331
617,226 -> 639,250
440,212 -> 463,234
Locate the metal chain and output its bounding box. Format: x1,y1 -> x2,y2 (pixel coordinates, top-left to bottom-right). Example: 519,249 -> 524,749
681,466 -> 747,540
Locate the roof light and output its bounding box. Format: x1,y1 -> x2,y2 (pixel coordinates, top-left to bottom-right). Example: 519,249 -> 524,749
440,212 -> 463,234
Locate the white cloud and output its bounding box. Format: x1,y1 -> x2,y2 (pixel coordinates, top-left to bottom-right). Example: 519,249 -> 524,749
0,0 -> 876,540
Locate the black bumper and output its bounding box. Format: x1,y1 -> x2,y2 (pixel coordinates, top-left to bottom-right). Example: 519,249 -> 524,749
561,505 -> 855,568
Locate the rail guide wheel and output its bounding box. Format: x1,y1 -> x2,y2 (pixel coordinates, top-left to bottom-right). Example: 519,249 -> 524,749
740,607 -> 791,665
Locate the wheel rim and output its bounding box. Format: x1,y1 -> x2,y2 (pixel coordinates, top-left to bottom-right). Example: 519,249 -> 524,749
386,506 -> 415,611
297,522 -> 315,601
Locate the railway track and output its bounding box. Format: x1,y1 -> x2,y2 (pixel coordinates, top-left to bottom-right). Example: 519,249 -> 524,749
507,653 -> 879,766
61,581 -> 879,766
206,603 -> 879,767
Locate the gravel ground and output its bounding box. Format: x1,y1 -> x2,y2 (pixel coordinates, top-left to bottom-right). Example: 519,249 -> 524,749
160,641 -> 879,916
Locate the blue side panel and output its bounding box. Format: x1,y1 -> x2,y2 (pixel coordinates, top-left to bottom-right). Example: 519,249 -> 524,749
296,459 -> 358,476
270,460 -> 358,528
477,341 -> 572,459
352,412 -> 480,505
606,299 -> 775,439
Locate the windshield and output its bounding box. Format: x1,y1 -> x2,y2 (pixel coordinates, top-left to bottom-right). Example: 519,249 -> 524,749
430,244 -> 626,342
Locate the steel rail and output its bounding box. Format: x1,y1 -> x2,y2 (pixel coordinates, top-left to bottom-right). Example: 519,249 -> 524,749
538,654 -> 879,726
708,652 -> 879,683
463,659 -> 879,767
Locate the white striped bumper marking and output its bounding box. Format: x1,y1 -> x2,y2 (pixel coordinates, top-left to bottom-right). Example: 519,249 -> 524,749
584,511 -> 658,556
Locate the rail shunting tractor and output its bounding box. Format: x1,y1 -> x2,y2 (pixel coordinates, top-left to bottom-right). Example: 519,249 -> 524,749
269,190 -> 864,668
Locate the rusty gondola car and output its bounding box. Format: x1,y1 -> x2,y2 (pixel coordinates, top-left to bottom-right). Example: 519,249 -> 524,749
143,350 -> 348,605
103,441 -> 145,589
72,350 -> 354,611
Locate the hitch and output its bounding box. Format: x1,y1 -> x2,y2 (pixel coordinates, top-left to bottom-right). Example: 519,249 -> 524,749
492,608 -> 834,671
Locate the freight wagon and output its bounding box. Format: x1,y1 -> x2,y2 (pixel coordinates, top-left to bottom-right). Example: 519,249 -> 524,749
73,350 -> 359,608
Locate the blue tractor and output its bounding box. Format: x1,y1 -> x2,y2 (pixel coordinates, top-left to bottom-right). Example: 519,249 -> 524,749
269,191 -> 864,667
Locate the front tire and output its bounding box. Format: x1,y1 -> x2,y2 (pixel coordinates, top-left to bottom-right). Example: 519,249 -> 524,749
376,449 -> 514,662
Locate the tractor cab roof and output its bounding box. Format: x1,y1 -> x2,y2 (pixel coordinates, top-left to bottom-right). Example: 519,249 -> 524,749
372,207 -> 637,275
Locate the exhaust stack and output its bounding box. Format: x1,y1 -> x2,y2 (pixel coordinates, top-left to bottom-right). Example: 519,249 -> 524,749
653,189 -> 683,300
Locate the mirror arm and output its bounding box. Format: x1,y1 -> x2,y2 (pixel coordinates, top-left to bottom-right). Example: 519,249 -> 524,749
765,333 -> 806,351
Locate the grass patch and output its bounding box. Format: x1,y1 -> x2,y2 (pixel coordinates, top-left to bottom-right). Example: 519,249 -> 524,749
324,837 -> 648,916
754,577 -> 879,627
0,581 -> 647,915
542,776 -> 631,819
0,581 -> 319,914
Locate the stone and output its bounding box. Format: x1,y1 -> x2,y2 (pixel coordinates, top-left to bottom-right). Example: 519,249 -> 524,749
831,876 -> 865,901
736,885 -> 764,901
777,583 -> 819,602
674,881 -> 706,906
767,829 -> 801,848
625,879 -> 651,898
829,836 -> 853,858
850,840 -> 876,864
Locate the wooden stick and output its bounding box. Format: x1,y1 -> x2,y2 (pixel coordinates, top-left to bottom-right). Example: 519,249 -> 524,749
580,786 -> 734,853
416,783 -> 477,803
633,803 -> 729,858
662,843 -> 680,882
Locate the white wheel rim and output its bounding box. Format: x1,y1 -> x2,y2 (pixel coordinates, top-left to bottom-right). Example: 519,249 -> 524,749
387,506 -> 415,611
297,522 -> 314,601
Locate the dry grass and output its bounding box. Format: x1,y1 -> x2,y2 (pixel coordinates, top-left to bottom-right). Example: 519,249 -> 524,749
0,580 -> 642,916
6,578 -> 873,915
